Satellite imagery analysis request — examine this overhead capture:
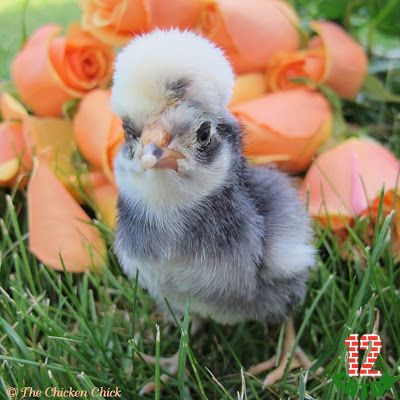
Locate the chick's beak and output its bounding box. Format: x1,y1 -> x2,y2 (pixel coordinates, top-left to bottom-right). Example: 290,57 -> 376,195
139,121 -> 184,171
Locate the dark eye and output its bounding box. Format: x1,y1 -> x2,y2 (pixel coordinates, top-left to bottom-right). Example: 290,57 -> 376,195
122,117 -> 140,142
196,121 -> 211,147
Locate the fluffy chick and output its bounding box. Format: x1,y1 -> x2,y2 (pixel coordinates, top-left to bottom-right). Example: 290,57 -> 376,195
112,29 -> 316,388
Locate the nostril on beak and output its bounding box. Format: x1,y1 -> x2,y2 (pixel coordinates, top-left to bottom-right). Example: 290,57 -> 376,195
141,142 -> 164,169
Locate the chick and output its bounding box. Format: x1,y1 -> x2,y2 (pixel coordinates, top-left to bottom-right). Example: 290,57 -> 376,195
112,29 -> 316,390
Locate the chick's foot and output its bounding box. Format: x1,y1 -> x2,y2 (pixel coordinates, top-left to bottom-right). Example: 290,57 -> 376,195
138,316 -> 203,395
248,317 -> 322,386
138,352 -> 183,395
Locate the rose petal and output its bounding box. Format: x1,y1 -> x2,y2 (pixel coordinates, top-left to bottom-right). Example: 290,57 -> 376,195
301,138 -> 400,230
0,123 -> 26,164
148,0 -> 201,30
115,0 -> 148,33
310,21 -> 368,98
74,89 -> 123,181
28,160 -> 106,272
202,0 -> 300,73
230,73 -> 267,106
265,48 -> 325,92
231,89 -> 332,172
25,117 -> 76,180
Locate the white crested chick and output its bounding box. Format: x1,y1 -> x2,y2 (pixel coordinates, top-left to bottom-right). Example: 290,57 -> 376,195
112,29 -> 317,391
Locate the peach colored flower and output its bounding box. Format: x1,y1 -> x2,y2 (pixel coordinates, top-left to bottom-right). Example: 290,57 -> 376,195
265,48 -> 324,92
201,0 -> 300,73
73,89 -> 124,182
300,138 -> 400,230
12,24 -> 114,117
231,89 -> 332,173
80,0 -> 201,46
266,21 -> 368,98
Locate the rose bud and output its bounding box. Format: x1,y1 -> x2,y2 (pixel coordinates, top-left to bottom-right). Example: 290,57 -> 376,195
301,137 -> 400,230
232,89 -> 332,173
265,21 -> 368,99
201,0 -> 300,73
74,89 -> 124,182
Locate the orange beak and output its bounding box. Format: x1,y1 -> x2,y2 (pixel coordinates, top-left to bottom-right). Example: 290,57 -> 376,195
139,120 -> 184,171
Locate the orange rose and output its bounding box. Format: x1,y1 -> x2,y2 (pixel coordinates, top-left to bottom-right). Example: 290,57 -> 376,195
266,21 -> 368,98
74,89 -> 124,182
301,138 -> 400,230
201,0 -> 300,73
265,48 -> 324,92
80,0 -> 201,46
231,89 -> 332,172
12,24 -> 114,117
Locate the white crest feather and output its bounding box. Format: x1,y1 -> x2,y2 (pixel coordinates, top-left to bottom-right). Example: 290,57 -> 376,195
111,29 -> 234,123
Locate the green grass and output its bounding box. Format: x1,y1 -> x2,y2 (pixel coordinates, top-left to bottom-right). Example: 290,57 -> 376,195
1,193 -> 399,399
1,1 -> 400,399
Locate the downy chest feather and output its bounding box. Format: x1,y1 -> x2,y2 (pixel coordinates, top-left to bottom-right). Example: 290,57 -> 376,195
114,192 -> 265,308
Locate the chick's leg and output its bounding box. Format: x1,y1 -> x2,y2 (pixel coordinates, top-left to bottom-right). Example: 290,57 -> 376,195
249,317 -> 320,386
138,315 -> 203,395
138,353 -> 180,396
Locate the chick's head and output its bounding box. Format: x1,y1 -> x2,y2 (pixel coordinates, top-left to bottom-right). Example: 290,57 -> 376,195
112,29 -> 240,207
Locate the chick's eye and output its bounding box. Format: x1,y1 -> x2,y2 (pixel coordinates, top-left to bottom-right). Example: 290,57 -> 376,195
196,121 -> 211,147
122,117 -> 140,142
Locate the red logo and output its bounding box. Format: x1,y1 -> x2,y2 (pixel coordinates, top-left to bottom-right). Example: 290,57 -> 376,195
345,334 -> 382,377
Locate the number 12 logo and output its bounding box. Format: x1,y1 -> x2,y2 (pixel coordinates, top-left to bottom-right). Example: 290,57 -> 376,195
345,334 -> 382,377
